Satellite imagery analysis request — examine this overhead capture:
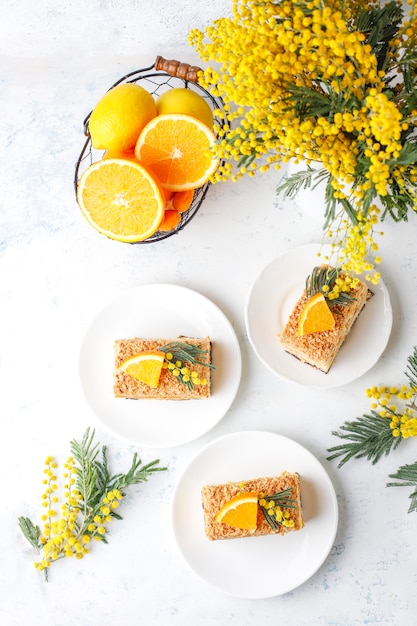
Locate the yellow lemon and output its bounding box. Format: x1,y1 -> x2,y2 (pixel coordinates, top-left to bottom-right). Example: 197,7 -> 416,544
156,88 -> 213,128
89,83 -> 156,152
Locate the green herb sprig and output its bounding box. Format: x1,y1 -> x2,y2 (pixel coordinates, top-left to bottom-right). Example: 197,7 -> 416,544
306,266 -> 355,308
387,462 -> 417,514
327,347 -> 417,513
326,410 -> 402,467
18,428 -> 166,580
159,341 -> 215,390
258,487 -> 298,530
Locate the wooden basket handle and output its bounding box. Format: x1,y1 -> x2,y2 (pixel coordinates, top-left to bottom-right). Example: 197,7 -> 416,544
155,56 -> 202,82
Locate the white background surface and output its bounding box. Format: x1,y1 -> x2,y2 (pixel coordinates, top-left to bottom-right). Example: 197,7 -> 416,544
1,1 -> 416,624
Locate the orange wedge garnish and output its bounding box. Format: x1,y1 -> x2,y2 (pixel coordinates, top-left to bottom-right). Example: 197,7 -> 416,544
298,292 -> 336,336
215,491 -> 259,531
119,351 -> 165,388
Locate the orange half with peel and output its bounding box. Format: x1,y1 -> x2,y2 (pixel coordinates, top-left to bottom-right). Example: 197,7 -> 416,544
77,158 -> 166,242
134,113 -> 219,191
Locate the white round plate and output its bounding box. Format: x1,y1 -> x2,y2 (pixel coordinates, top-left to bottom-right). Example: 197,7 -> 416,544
172,430 -> 338,598
245,243 -> 392,388
79,284 -> 241,448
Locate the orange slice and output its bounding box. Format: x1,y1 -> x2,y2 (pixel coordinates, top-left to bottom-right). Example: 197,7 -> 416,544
104,148 -> 136,160
172,189 -> 194,213
134,113 -> 219,191
298,292 -> 336,336
158,209 -> 181,232
77,158 -> 165,242
215,491 -> 258,531
119,351 -> 165,388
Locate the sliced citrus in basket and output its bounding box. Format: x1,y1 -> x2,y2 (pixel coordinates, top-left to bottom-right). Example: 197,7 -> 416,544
172,189 -> 194,213
77,158 -> 166,242
119,351 -> 165,388
134,113 -> 219,191
298,292 -> 336,336
215,491 -> 259,531
104,147 -> 136,160
158,209 -> 181,232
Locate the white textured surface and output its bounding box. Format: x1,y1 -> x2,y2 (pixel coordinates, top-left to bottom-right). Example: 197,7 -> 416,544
1,1 -> 417,624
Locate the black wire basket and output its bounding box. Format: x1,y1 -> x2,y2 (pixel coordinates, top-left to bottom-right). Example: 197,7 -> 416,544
74,56 -> 226,243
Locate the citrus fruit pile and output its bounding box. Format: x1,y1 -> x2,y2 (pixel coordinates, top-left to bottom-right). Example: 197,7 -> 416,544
77,83 -> 218,242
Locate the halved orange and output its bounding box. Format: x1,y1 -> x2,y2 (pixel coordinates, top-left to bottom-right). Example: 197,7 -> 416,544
119,351 -> 165,388
134,113 -> 219,191
215,491 -> 258,531
298,292 -> 336,336
77,158 -> 166,242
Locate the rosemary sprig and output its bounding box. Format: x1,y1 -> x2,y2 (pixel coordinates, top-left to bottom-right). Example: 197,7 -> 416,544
306,266 -> 355,308
326,410 -> 403,467
69,429 -> 165,539
70,428 -> 100,517
356,1 -> 404,73
18,517 -> 42,551
18,428 -> 167,578
159,341 -> 214,368
405,346 -> 417,390
159,341 -> 215,390
387,462 -> 417,514
276,165 -> 329,200
258,487 -> 298,530
327,347 -> 417,467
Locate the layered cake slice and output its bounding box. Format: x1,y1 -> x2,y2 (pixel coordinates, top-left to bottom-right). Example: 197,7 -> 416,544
113,336 -> 213,400
202,471 -> 304,541
279,266 -> 370,373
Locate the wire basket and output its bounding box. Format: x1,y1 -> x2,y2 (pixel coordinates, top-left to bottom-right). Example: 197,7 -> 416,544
74,56 -> 226,244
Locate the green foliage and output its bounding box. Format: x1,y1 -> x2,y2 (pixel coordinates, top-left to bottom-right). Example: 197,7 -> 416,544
259,487 -> 298,530
18,517 -> 42,551
274,1 -> 417,229
69,428 -> 165,522
18,428 -> 167,576
327,411 -> 403,467
387,462 -> 417,513
276,166 -> 329,200
70,428 -> 100,514
328,346 -> 417,514
356,1 -> 404,72
159,341 -> 214,368
276,167 -> 361,228
305,266 -> 355,308
159,341 -> 215,390
405,346 -> 417,389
